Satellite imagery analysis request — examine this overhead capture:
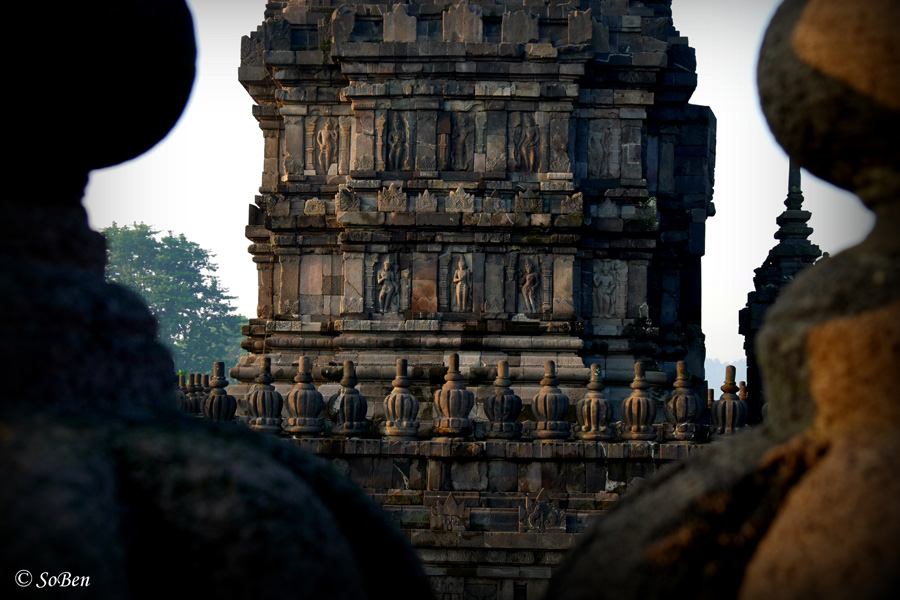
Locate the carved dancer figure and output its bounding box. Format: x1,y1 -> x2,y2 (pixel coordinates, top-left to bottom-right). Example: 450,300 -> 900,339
452,114 -> 470,171
316,118 -> 337,174
377,257 -> 399,313
388,112 -> 406,171
453,257 -> 471,311
521,259 -> 539,313
522,114 -> 540,172
594,263 -> 617,317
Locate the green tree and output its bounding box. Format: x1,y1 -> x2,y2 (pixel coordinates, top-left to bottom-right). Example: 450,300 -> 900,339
102,222 -> 246,375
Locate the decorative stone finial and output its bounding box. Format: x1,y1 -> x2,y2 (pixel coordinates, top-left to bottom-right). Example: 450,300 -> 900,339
194,373 -> 209,413
334,360 -> 370,437
383,359 -> 419,439
710,365 -> 747,437
175,373 -> 188,412
664,361 -> 701,441
184,373 -> 200,415
247,357 -> 284,434
484,360 -> 523,439
285,356 -> 325,437
576,364 -> 614,440
622,361 -> 657,440
433,353 -> 475,437
203,361 -> 237,422
532,360 -> 571,439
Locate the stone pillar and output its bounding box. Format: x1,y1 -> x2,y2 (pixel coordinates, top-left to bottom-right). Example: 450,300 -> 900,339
338,116 -> 352,175
304,116 -> 318,174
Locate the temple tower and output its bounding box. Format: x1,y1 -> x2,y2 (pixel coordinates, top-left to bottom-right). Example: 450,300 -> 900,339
232,0 -> 716,420
739,161 -> 821,422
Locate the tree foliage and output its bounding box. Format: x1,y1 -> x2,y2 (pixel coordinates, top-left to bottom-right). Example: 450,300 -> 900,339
102,222 -> 246,375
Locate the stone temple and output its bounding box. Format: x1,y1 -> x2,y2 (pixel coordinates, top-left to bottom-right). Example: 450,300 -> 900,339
231,0 -> 716,413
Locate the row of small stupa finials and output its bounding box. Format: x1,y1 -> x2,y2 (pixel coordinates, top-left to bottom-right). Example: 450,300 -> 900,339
176,354 -> 751,443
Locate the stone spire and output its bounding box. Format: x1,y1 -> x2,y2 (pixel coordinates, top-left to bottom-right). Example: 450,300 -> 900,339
739,161 -> 821,423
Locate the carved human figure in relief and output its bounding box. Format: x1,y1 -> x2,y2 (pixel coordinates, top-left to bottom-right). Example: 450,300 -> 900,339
452,114 -> 470,171
521,259 -> 539,313
453,257 -> 471,312
594,263 -> 617,318
388,112 -> 407,171
377,257 -> 399,313
317,118 -> 338,174
522,114 -> 540,172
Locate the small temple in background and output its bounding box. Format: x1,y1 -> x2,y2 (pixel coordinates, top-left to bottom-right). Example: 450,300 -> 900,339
739,161 -> 821,422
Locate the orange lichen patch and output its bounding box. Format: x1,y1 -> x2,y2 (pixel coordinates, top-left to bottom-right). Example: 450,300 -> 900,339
792,0 -> 900,111
806,300 -> 900,436
738,436 -> 900,600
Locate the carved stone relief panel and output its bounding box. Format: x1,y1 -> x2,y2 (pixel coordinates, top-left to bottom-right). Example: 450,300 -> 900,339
443,1 -> 483,43
593,259 -> 628,318
438,253 -> 452,311
282,115 -> 304,178
374,254 -> 401,314
621,122 -> 642,180
548,115 -> 571,174
411,252 -> 438,313
445,185 -> 475,213
383,3 -> 417,42
378,182 -> 407,212
437,113 -> 451,170
416,190 -> 438,212
514,188 -> 542,214
278,253 -> 301,317
375,113 -> 387,171
509,112 -> 540,173
338,116 -> 352,175
518,256 -> 541,313
315,117 -> 339,175
504,252 -> 518,313
483,190 -> 507,214
518,489 -> 566,533
354,111 -> 375,171
416,111 -> 437,171
387,111 -> 413,171
451,112 -> 473,171
540,255 -> 553,312
341,252 -> 365,314
485,111 -> 508,172
451,254 -> 473,312
304,115 -> 318,173
552,255 -> 576,316
483,254 -> 506,313
304,197 -> 326,215
336,188 -> 360,213
364,254 -> 379,311
587,119 -> 621,179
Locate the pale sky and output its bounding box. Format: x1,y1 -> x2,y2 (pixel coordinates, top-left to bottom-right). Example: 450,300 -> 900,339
83,0 -> 874,364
